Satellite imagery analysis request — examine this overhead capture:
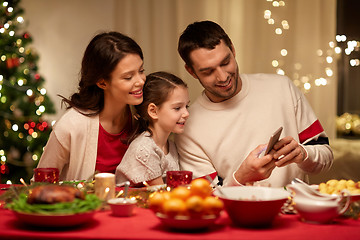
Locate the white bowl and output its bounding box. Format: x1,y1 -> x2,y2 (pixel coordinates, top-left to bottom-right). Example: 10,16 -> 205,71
107,198 -> 137,217
214,186 -> 290,228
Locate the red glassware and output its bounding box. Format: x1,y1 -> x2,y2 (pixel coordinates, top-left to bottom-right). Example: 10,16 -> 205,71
166,171 -> 192,188
34,168 -> 59,183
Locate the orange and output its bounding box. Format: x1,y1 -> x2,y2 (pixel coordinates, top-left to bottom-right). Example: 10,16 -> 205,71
170,186 -> 191,201
189,178 -> 213,198
161,191 -> 172,201
185,195 -> 204,217
148,192 -> 166,212
203,196 -> 224,215
162,198 -> 187,217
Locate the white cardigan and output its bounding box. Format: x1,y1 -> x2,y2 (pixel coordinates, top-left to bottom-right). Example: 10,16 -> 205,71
37,108 -> 99,181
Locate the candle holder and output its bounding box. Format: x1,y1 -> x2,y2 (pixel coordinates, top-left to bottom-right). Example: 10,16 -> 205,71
94,173 -> 115,201
166,171 -> 192,188
33,168 -> 59,183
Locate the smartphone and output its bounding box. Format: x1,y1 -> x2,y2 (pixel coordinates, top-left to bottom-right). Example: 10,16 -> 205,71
264,127 -> 283,155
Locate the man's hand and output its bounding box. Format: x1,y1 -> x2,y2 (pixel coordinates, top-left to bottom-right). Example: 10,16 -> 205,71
233,144 -> 277,185
273,136 -> 307,167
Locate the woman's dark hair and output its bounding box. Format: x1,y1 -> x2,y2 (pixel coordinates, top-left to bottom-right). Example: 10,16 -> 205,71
60,31 -> 143,116
129,71 -> 187,142
178,20 -> 233,68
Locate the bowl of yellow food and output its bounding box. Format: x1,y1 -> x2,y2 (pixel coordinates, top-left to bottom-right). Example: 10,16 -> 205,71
318,179 -> 360,201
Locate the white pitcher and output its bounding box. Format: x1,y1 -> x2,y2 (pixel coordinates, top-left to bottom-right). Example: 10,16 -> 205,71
287,183 -> 351,224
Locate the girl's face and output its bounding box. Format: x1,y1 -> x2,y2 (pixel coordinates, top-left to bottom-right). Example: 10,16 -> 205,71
155,86 -> 190,134
101,53 -> 145,108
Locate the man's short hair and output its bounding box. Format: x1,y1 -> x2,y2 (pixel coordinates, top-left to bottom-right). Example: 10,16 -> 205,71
178,20 -> 233,68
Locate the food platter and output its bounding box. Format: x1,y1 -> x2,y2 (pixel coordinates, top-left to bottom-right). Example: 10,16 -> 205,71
155,213 -> 219,230
12,210 -> 97,227
310,185 -> 360,202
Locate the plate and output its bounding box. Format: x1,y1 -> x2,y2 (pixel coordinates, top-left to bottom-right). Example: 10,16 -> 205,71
12,210 -> 96,227
146,184 -> 167,191
155,213 -> 219,230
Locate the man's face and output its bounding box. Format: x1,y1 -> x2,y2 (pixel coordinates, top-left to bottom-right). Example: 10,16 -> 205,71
186,40 -> 241,103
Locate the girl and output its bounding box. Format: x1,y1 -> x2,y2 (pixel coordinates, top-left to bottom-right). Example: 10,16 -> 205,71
115,71 -> 190,186
36,32 -> 146,181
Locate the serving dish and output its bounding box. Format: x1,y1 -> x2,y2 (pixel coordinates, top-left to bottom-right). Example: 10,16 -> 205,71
310,184 -> 360,202
12,210 -> 96,227
155,213 -> 219,230
214,186 -> 290,228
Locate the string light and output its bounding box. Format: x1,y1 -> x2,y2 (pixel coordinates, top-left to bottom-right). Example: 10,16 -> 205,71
335,35 -> 360,67
264,0 -> 337,92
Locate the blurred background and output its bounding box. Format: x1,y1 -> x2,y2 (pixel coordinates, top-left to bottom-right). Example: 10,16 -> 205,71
1,0 -> 359,183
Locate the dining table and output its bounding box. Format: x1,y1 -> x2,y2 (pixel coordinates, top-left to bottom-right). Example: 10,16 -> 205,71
1,184 -> 359,240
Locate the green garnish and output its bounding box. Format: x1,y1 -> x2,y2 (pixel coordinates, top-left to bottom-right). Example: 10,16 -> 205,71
6,193 -> 101,215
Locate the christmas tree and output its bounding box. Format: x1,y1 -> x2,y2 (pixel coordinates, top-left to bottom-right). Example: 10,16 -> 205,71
0,0 -> 55,183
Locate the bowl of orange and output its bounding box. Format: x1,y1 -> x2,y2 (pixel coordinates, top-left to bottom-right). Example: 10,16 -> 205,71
148,178 -> 224,230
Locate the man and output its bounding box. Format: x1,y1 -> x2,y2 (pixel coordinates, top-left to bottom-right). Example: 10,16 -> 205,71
175,20 -> 333,187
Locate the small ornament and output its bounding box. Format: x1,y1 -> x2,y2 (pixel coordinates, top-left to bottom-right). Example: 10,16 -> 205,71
1,163 -> 9,175
6,57 -> 20,69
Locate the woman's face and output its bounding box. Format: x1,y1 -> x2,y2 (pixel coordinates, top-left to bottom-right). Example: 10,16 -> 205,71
102,53 -> 146,107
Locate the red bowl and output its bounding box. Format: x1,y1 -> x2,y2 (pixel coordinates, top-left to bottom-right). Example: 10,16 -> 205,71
214,186 -> 290,228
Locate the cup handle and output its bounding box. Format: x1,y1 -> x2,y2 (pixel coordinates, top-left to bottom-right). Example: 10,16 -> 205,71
338,190 -> 351,215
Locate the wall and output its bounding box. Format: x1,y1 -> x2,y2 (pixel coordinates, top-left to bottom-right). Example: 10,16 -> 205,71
21,0 -> 337,139
22,0 -> 116,121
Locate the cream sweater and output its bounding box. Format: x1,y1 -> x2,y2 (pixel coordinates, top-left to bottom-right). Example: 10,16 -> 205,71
37,108 -> 99,181
175,73 -> 333,187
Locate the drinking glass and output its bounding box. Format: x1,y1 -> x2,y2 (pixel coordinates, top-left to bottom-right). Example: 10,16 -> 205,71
166,171 -> 192,188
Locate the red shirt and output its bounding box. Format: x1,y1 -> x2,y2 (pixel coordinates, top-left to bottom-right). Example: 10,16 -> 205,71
95,122 -> 130,174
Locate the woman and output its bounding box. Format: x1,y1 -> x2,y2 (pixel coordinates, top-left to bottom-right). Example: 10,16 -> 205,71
36,32 -> 146,181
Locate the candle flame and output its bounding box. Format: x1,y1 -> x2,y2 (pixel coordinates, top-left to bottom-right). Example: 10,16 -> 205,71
20,178 -> 28,187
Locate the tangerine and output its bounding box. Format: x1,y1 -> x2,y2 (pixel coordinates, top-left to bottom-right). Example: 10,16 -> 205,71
189,178 -> 212,198
171,186 -> 191,201
148,192 -> 166,212
162,198 -> 187,217
185,195 -> 204,217
203,196 -> 224,215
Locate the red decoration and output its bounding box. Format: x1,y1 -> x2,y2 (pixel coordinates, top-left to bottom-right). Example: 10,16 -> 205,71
6,57 -> 20,69
1,163 -> 9,175
25,120 -> 49,134
23,32 -> 30,39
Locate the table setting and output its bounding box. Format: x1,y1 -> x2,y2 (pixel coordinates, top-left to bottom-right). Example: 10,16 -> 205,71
0,168 -> 360,240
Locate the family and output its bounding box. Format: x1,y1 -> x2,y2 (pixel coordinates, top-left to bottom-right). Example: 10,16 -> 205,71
36,21 -> 334,188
